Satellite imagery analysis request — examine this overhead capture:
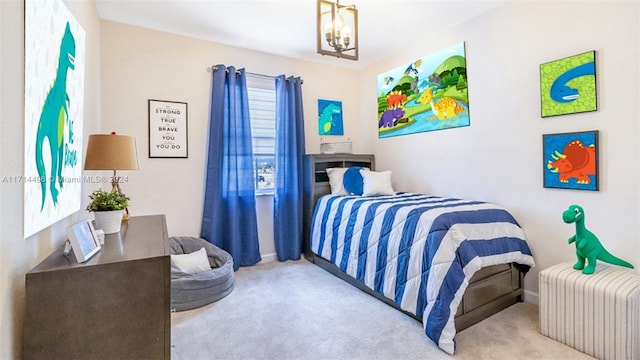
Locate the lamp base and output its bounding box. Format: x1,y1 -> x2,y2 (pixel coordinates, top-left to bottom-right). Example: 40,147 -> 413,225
112,176 -> 130,221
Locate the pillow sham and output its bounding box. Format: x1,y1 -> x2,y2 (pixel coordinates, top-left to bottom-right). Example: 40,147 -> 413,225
170,247 -> 211,275
343,167 -> 365,195
361,169 -> 395,196
326,167 -> 349,195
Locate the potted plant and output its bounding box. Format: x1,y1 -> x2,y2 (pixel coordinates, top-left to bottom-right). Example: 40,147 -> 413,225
86,189 -> 130,234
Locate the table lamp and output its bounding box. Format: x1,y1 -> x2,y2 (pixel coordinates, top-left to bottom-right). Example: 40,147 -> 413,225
84,132 -> 139,219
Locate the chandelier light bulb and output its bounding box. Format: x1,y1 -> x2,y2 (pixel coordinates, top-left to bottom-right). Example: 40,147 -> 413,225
324,21 -> 332,33
334,12 -> 343,31
342,26 -> 351,37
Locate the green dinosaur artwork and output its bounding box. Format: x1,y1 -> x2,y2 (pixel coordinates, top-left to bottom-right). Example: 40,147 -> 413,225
318,99 -> 344,135
35,22 -> 76,210
562,205 -> 634,274
24,0 -> 85,238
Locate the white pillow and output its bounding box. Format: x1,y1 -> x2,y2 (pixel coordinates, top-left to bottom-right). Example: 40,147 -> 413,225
360,170 -> 395,196
326,168 -> 349,195
170,247 -> 211,274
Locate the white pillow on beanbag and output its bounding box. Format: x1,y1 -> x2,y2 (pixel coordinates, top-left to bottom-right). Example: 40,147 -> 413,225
360,170 -> 395,196
170,247 -> 211,274
326,167 -> 349,195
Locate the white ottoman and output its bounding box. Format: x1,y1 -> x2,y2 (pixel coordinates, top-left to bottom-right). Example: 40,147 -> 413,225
539,262 -> 640,360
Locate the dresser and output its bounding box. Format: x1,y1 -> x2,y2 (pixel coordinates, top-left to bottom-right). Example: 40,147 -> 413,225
24,215 -> 170,360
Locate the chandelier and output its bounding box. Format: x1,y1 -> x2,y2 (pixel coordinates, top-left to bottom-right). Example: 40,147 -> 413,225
317,0 -> 358,61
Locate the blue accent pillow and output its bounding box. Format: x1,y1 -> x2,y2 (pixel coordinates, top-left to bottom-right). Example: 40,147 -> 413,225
343,167 -> 364,195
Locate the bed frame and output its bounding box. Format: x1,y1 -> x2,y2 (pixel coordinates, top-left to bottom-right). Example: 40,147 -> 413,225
302,153 -> 528,332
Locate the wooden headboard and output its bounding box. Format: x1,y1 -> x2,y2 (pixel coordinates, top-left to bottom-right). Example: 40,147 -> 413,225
302,154 -> 375,260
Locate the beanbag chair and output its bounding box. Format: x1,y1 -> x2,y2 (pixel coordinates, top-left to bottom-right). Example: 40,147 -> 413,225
169,236 -> 234,311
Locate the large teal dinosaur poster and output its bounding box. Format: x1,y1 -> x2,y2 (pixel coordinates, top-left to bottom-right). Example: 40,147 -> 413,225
24,0 -> 86,238
376,42 -> 470,138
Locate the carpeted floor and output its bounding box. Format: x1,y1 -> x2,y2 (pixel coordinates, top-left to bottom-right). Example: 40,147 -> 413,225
171,260 -> 594,360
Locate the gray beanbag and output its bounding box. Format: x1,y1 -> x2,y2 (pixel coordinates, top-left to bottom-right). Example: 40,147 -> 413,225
169,236 -> 234,311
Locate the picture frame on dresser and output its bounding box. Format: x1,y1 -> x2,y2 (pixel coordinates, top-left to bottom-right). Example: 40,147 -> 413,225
66,219 -> 101,263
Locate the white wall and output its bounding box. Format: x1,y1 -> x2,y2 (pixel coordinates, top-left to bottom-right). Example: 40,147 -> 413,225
100,21 -> 362,259
0,1 -> 102,358
359,1 -> 640,298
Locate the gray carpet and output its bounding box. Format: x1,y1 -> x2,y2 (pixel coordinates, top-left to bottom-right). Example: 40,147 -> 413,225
171,260 -> 594,360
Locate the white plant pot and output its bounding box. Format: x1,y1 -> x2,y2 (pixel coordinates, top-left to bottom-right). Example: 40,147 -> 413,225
93,210 -> 124,234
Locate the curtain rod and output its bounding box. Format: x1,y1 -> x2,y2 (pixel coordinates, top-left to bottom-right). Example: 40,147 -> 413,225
207,65 -> 303,84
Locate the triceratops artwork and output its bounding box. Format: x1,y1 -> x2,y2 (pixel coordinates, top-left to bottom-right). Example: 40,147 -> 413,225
543,131 -> 599,191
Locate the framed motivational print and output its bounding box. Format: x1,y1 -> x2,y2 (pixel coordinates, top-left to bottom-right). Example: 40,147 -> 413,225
148,99 -> 188,158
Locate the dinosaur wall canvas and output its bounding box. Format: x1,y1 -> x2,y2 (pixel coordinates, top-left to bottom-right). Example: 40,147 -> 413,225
540,51 -> 597,117
317,99 -> 344,135
24,0 -> 86,238
376,42 -> 470,138
543,131 -> 599,191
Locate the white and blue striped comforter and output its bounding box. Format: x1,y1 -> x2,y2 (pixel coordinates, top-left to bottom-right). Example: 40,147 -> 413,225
310,193 -> 535,354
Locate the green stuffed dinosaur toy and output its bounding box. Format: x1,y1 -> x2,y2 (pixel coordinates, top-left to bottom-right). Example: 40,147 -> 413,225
562,204 -> 634,275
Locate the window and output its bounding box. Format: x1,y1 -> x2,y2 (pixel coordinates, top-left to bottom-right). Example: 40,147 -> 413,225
246,74 -> 276,194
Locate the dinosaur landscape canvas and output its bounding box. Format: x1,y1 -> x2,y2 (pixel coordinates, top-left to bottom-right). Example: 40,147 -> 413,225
376,42 -> 469,138
540,51 -> 597,117
318,99 -> 344,135
543,131 -> 599,191
24,0 -> 86,238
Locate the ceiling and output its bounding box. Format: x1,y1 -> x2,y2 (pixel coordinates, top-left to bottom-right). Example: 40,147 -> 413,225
95,0 -> 506,69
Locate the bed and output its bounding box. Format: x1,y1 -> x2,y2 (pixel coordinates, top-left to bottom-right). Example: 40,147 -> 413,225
302,154 -> 535,354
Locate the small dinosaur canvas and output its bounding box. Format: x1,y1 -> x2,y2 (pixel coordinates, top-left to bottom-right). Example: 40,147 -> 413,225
540,51 -> 597,117
318,99 -> 344,135
562,205 -> 634,274
543,131 -> 598,191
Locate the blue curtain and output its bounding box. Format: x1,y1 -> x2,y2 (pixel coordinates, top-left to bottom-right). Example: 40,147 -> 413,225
201,65 -> 261,270
273,75 -> 306,261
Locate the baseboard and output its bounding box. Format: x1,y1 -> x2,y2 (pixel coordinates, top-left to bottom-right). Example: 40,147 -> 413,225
260,253 -> 277,263
524,289 -> 539,305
